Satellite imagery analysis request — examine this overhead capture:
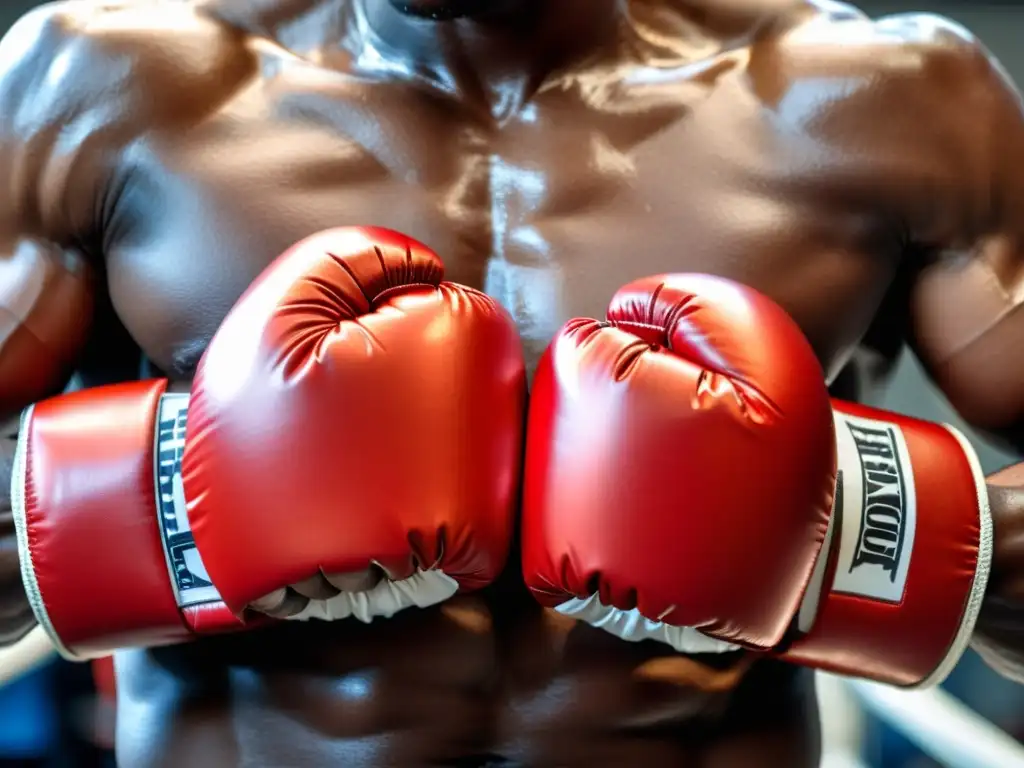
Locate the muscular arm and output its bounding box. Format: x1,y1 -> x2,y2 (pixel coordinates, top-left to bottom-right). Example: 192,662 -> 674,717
895,27 -> 1024,681
827,14 -> 1024,681
0,5 -> 110,645
0,0 -> 262,650
895,29 -> 1024,441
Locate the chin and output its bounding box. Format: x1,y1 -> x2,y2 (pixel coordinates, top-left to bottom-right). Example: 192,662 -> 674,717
388,0 -> 519,20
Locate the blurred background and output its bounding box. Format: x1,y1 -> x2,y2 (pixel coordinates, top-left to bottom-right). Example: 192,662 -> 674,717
1,0 -> 1023,766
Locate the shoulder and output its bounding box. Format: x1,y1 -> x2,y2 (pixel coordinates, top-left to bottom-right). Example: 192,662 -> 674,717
861,11 -> 1002,88
0,1 -> 258,144
0,0 -> 256,63
760,8 -> 1021,235
0,1 -> 260,235
774,9 -> 1011,113
780,3 -> 980,48
865,12 -> 1017,120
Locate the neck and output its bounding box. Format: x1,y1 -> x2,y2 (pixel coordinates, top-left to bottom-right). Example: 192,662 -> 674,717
354,0 -> 629,117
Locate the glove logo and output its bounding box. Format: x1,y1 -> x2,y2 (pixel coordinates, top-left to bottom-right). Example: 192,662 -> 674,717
154,394 -> 222,609
830,413 -> 917,604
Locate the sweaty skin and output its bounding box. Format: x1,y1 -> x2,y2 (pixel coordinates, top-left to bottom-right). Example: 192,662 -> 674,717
3,0 -> 1024,765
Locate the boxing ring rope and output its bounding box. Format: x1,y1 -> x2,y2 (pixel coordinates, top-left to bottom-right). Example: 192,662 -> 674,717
819,672 -> 1024,768
817,673 -> 869,768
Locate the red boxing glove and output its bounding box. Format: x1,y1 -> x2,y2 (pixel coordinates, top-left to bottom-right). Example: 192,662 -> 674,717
523,274 -> 836,652
522,274 -> 991,688
15,227 -> 526,659
184,227 -> 526,618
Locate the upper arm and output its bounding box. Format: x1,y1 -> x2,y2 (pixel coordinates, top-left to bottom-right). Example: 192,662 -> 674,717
0,2 -> 256,415
0,3 -> 102,415
832,14 -> 1024,435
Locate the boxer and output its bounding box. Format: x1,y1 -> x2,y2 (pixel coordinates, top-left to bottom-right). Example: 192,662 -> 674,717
1,0 -> 1024,765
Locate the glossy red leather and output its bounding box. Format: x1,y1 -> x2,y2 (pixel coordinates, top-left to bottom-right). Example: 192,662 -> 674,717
782,398 -> 988,687
184,227 -> 527,614
19,380 -> 238,656
522,273 -> 836,649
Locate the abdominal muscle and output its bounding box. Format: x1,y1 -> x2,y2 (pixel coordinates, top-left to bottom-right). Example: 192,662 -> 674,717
110,583 -> 816,768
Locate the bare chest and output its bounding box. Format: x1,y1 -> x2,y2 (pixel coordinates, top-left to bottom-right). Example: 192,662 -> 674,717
103,49 -> 842,768
104,55 -> 901,379
113,597 -> 816,768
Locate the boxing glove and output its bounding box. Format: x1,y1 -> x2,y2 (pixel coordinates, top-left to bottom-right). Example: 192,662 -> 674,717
523,273 -> 837,652
522,274 -> 991,688
15,227 -> 526,659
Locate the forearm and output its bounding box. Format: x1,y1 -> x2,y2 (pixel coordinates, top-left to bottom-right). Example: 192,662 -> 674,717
0,414 -> 34,645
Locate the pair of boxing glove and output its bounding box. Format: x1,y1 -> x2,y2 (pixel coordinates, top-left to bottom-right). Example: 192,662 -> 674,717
14,228 -> 992,689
